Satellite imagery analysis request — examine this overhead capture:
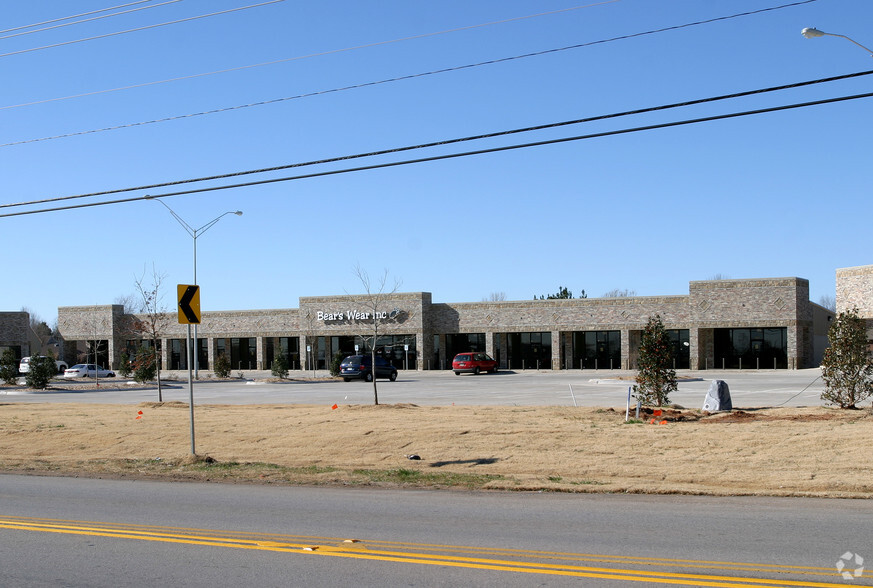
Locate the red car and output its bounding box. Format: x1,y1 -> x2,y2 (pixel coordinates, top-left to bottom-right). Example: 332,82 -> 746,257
452,352 -> 498,375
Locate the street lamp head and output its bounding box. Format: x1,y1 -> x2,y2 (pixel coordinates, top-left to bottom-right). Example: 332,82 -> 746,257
233,211 -> 243,216
801,27 -> 826,39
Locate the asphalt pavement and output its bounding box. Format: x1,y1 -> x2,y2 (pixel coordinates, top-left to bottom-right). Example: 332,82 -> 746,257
1,368 -> 841,409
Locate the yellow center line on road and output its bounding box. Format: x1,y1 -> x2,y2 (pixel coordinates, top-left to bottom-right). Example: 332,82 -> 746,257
0,517 -> 861,587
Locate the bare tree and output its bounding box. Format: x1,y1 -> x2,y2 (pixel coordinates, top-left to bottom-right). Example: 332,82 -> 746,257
601,288 -> 637,298
482,292 -> 506,302
21,307 -> 55,356
133,266 -> 171,401
818,294 -> 836,312
709,273 -> 731,280
299,309 -> 321,374
114,293 -> 138,314
351,265 -> 402,405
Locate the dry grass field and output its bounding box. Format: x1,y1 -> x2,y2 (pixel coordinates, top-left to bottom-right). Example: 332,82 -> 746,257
2,398 -> 872,497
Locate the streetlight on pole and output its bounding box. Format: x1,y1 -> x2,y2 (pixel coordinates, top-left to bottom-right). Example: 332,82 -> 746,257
145,195 -> 242,378
801,27 -> 873,57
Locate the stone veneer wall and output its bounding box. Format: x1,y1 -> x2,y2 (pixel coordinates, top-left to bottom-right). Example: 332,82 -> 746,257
836,265 -> 873,318
836,264 -> 873,341
0,311 -> 29,357
54,277 -> 817,370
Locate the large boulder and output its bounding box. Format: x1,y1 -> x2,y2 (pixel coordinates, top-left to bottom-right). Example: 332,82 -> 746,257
702,379 -> 732,411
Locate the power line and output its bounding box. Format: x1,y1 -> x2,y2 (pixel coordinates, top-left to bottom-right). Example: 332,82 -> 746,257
0,0 -> 285,60
2,68 -> 869,211
0,0 -> 182,41
0,1 -> 619,112
0,0 -> 156,34
0,0 -> 821,147
1,89 -> 869,219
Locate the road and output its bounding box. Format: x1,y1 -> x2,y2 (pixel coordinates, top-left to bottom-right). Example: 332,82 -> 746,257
0,474 -> 869,587
1,368 -> 834,408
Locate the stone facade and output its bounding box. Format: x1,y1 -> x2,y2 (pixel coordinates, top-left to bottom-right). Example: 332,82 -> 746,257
52,276 -> 835,372
835,264 -> 873,341
0,311 -> 29,359
836,265 -> 873,318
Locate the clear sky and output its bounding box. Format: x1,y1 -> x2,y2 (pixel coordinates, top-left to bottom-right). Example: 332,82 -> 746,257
2,0 -> 871,325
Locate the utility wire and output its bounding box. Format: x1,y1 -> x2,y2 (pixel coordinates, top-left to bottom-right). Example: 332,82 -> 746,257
0,0 -> 182,41
0,1 -> 619,111
1,89 -> 870,219
0,0 -> 285,60
0,0 -> 821,146
0,0 -> 155,34
2,68 -> 869,211
775,375 -> 822,406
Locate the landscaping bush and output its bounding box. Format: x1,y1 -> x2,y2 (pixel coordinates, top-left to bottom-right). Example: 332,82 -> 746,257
329,352 -> 345,377
25,353 -> 57,389
132,346 -> 157,383
821,308 -> 873,409
0,348 -> 19,385
117,350 -> 132,379
271,353 -> 289,379
214,353 -> 231,378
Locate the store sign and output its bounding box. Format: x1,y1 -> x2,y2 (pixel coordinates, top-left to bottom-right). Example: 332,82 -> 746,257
317,308 -> 401,323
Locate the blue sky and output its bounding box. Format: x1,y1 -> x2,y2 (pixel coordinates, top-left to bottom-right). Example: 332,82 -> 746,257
2,0 -> 871,324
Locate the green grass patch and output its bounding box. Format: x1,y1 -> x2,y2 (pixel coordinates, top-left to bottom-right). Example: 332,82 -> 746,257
351,467 -> 503,488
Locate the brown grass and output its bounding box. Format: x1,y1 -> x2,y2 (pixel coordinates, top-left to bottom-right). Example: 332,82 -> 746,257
1,402 -> 872,497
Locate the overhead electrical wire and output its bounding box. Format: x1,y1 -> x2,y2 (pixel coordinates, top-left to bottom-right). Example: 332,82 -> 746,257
0,0 -> 156,34
0,0 -> 824,148
0,1 -> 620,111
2,68 -> 869,211
1,88 -> 870,219
0,0 -> 285,60
0,0 -> 183,41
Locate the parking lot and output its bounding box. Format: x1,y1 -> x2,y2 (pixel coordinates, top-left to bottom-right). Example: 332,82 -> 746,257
1,368 -> 840,409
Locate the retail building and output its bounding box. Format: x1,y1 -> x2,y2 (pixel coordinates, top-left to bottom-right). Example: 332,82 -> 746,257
50,274 -> 851,373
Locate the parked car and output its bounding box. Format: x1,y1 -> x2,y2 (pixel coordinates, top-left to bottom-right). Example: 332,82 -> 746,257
19,356 -> 68,375
339,355 -> 398,382
452,352 -> 498,375
63,364 -> 115,379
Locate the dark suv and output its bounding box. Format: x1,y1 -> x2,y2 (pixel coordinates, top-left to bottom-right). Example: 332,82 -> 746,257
340,355 -> 398,382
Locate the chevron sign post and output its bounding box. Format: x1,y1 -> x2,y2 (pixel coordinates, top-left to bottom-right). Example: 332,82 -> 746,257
176,284 -> 200,455
177,285 -> 201,325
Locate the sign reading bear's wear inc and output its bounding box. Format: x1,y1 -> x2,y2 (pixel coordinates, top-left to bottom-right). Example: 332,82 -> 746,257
317,308 -> 400,323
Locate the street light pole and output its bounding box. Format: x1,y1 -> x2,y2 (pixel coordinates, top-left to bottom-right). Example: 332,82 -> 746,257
145,196 -> 242,378
801,27 -> 873,57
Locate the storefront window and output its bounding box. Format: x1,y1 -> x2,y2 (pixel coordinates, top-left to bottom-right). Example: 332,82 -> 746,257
506,332 -> 552,370
572,331 -> 620,369
714,327 -> 787,369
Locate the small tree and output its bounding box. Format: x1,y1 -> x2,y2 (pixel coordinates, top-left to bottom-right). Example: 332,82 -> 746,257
272,352 -> 289,379
821,308 -> 873,409
214,353 -> 231,378
0,348 -> 19,385
132,346 -> 157,384
133,266 -> 170,401
329,351 -> 344,377
118,350 -> 132,379
25,353 -> 57,390
634,314 -> 677,407
352,265 -> 403,405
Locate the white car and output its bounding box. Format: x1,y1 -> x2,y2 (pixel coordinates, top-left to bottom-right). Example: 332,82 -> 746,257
19,356 -> 68,374
63,364 -> 115,379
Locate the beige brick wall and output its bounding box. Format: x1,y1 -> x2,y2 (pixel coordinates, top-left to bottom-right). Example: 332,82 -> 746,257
836,265 -> 873,318
51,277 -> 821,370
